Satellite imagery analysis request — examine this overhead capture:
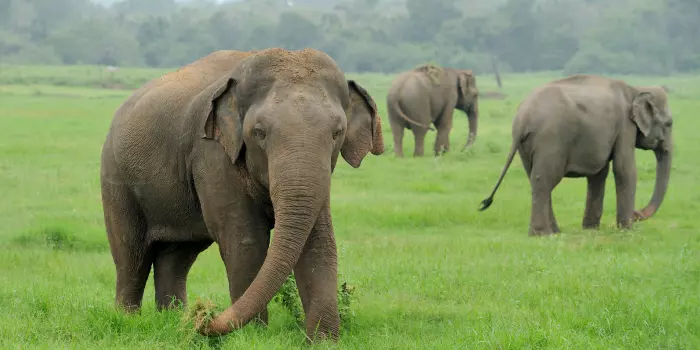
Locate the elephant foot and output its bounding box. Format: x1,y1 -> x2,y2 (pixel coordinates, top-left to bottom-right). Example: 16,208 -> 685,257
582,219 -> 601,230
616,218 -> 634,230
528,228 -> 558,237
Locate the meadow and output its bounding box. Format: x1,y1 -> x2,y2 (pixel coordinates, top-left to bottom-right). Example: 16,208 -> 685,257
0,64 -> 698,349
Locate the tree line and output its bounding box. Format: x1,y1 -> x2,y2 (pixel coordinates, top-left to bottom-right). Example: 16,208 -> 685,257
0,0 -> 698,75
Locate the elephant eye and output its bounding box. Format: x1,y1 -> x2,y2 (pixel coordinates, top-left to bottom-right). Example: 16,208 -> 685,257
332,130 -> 341,140
253,125 -> 266,140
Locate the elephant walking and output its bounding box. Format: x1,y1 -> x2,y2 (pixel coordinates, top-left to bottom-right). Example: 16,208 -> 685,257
479,74 -> 673,236
386,64 -> 479,157
100,48 -> 384,342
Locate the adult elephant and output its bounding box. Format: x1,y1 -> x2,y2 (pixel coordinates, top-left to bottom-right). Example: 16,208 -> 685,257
478,74 -> 673,236
386,64 -> 479,157
99,48 -> 384,342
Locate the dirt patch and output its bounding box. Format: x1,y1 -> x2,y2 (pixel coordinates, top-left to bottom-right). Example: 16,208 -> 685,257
414,63 -> 443,85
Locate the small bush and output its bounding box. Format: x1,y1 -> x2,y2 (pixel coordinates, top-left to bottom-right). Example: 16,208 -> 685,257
273,274 -> 357,329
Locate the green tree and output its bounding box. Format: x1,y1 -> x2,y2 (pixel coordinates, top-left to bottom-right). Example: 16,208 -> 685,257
276,12 -> 321,50
404,0 -> 462,42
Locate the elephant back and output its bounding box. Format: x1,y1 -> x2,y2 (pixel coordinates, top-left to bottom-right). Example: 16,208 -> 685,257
413,63 -> 444,86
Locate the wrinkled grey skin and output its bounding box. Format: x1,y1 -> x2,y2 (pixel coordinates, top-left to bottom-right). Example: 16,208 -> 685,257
479,75 -> 673,236
100,48 -> 384,342
386,65 -> 479,157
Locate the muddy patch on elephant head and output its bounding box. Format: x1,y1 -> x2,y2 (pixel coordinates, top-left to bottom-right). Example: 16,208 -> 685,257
240,48 -> 343,87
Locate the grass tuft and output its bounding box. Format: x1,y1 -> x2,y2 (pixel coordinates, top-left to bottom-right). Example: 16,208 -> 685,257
182,298 -> 219,333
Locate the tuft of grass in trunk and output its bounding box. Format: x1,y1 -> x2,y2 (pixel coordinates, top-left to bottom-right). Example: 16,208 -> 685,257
182,298 -> 219,332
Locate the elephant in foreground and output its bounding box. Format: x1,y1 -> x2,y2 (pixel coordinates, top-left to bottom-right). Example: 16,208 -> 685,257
479,74 -> 673,236
386,64 -> 479,157
99,48 -> 384,342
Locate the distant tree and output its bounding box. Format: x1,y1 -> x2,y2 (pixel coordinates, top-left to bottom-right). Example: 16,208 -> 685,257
404,0 -> 462,42
276,12 -> 321,50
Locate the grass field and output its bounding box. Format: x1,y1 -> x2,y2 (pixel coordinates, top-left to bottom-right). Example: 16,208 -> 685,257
0,64 -> 698,349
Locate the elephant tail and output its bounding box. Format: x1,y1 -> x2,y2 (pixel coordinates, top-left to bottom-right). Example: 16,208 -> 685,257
478,140 -> 518,211
391,96 -> 436,131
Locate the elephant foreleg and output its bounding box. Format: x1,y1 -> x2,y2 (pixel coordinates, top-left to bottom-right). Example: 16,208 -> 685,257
193,143 -> 273,326
293,201 -> 340,343
582,164 -> 610,229
433,110 -> 453,156
412,128 -> 428,157
217,223 -> 271,326
612,150 -> 637,229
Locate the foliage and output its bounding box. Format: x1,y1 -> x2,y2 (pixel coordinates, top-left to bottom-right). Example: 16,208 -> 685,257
272,275 -> 357,330
271,275 -> 305,326
0,0 -> 698,75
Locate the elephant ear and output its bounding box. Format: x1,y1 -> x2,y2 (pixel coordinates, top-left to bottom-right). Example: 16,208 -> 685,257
201,77 -> 244,164
341,80 -> 385,168
631,92 -> 656,137
458,70 -> 473,92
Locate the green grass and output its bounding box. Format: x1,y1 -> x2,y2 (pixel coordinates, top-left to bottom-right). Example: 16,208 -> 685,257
0,65 -> 698,349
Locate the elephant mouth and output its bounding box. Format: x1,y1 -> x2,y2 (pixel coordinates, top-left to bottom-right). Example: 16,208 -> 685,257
637,139 -> 660,150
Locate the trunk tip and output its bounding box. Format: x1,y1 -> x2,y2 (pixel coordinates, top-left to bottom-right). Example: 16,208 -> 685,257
194,307 -> 239,337
633,206 -> 657,222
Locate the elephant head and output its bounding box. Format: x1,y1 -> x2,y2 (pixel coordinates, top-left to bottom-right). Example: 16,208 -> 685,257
197,48 -> 383,336
457,69 -> 479,150
630,86 -> 673,221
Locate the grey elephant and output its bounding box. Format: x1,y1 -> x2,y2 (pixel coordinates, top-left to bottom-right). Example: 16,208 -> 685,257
99,48 -> 384,342
386,64 -> 479,157
479,74 -> 672,236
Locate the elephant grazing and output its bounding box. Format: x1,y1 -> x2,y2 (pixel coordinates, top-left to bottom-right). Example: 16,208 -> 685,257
386,63 -> 479,157
478,74 -> 673,236
99,48 -> 384,342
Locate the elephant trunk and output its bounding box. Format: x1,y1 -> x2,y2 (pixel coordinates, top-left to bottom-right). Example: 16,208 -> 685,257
462,104 -> 478,151
636,142 -> 673,221
198,142 -> 330,336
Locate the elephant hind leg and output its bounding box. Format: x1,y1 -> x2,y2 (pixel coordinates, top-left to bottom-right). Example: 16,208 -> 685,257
102,181 -> 152,312
389,119 -> 405,158
527,154 -> 565,236
412,128 -> 428,157
521,154 -> 560,233
153,240 -> 212,310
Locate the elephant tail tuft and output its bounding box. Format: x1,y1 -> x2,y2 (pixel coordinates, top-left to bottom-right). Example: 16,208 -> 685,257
478,197 -> 494,211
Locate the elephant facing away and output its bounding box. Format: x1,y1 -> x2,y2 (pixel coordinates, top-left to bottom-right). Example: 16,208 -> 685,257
100,48 -> 384,342
386,64 -> 479,157
478,75 -> 673,236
